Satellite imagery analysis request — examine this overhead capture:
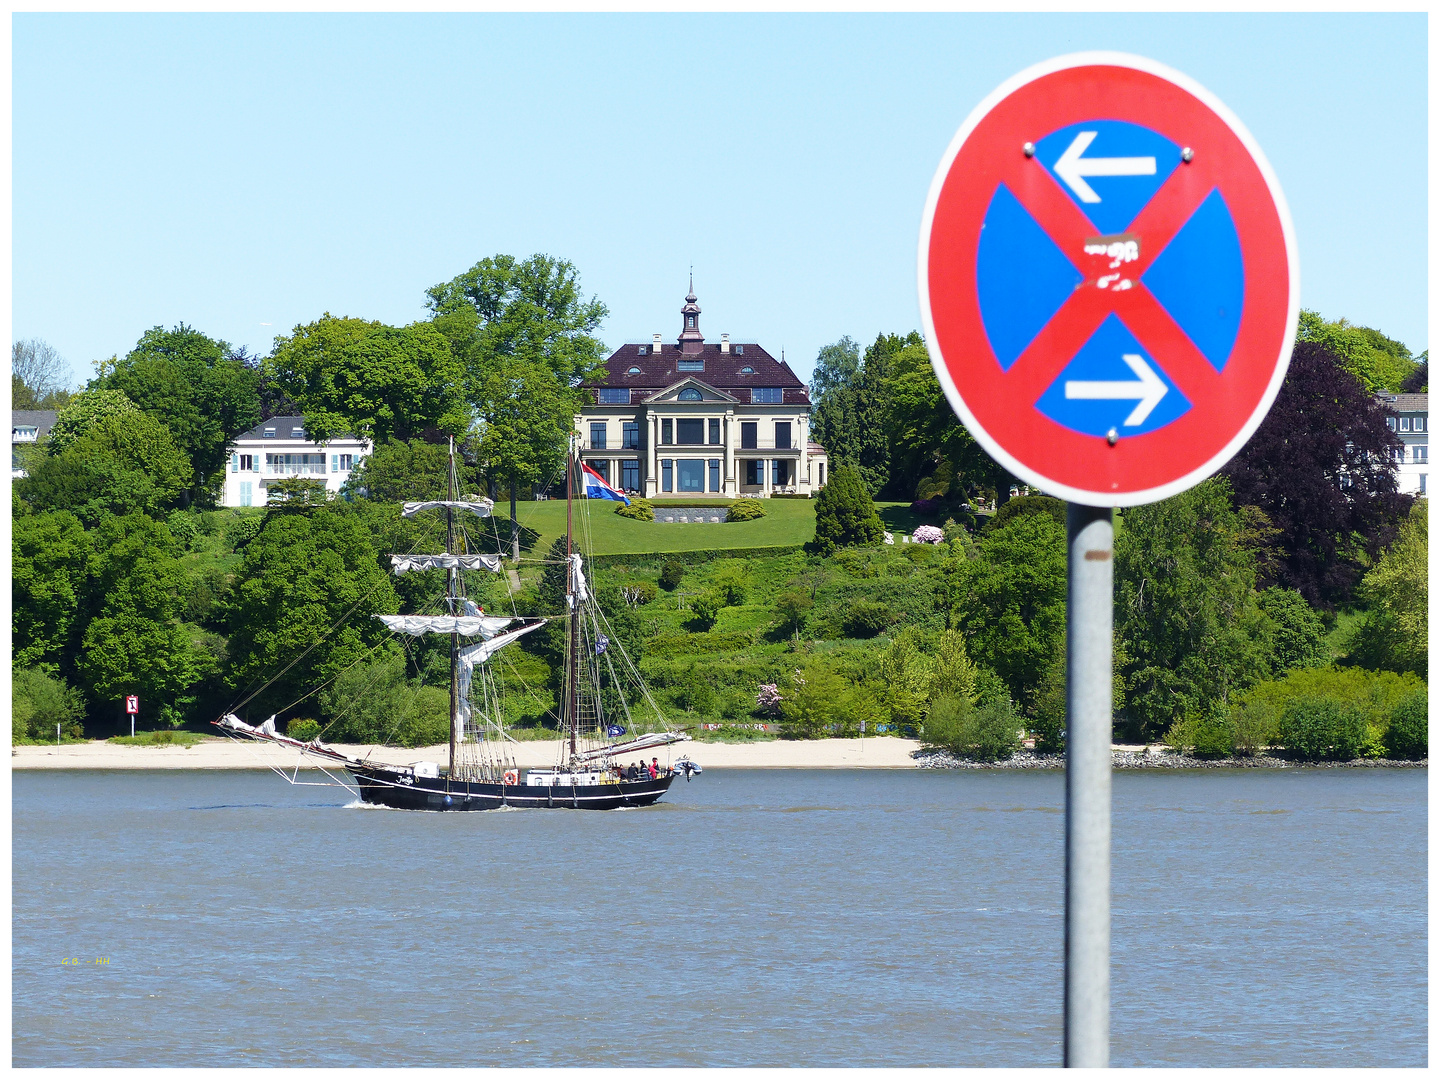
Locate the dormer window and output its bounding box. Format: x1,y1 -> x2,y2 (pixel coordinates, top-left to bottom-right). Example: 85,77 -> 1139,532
291,427 -> 305,438
739,366 -> 754,374
263,428 -> 276,438
734,345 -> 744,355
678,388 -> 703,402
677,360 -> 704,372
627,366 -> 642,375
637,345 -> 647,355
752,388 -> 783,404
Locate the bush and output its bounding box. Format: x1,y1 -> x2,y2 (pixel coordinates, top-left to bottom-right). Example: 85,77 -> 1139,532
987,494 -> 1066,532
726,499 -> 767,521
1257,588 -> 1327,672
843,599 -> 893,638
911,525 -> 944,544
619,582 -> 657,607
807,464 -> 884,556
711,563 -> 748,606
1163,713 -> 1235,757
911,498 -> 940,514
923,693 -> 1021,761
1233,666 -> 1423,757
165,511 -> 200,551
12,667 -> 85,743
658,560 -> 685,591
287,718 -> 322,742
1384,691 -> 1428,760
1278,697 -> 1369,761
689,592 -> 721,631
226,513 -> 264,549
615,498 -> 655,522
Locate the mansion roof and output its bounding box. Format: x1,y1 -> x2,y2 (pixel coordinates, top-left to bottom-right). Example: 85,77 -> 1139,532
1376,393 -> 1428,414
587,343 -> 811,407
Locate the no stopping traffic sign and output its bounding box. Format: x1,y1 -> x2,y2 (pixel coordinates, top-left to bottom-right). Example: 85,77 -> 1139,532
918,52 -> 1299,506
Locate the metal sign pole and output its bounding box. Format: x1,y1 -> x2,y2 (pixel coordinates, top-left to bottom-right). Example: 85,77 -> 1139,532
1064,503 -> 1114,1068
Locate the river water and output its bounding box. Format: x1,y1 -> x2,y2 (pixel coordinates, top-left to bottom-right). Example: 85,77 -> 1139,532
12,767 -> 1426,1067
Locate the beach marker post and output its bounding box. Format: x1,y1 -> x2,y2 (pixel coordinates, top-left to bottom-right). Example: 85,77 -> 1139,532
126,694 -> 139,738
918,53 -> 1297,1066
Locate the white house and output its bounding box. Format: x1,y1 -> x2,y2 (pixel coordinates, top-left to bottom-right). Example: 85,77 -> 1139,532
222,416 -> 372,508
574,286 -> 829,498
1378,392 -> 1428,496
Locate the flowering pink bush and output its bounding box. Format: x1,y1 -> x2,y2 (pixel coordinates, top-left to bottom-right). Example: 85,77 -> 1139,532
756,683 -> 782,713
912,525 -> 944,544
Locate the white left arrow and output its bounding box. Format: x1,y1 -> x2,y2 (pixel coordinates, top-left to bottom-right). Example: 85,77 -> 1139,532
1064,353 -> 1168,427
1052,131 -> 1156,204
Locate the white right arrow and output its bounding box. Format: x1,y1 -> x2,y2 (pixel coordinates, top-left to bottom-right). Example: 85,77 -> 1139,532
1052,131 -> 1157,204
1064,353 -> 1169,427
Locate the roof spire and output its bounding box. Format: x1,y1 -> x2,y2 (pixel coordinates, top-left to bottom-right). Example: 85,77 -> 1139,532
679,276 -> 703,354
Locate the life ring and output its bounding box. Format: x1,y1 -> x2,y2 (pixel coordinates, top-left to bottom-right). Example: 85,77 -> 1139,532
503,770 -> 519,786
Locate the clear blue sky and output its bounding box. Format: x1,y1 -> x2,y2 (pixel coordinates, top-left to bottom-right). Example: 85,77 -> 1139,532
12,13 -> 1427,390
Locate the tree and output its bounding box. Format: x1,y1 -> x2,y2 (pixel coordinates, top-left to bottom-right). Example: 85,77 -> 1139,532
812,333 -> 906,496
809,336 -> 860,403
881,335 -> 1016,507
12,510 -> 93,669
427,254 -> 608,558
265,315 -> 468,444
774,589 -> 813,637
1115,478 -> 1275,740
12,338 -> 70,407
945,509 -> 1066,708
807,464 -> 884,556
94,324 -> 261,503
45,388 -> 141,453
75,513 -> 218,727
345,437 -> 482,504
20,407 -> 192,525
1222,341 -> 1411,609
12,668 -> 86,742
1349,500 -> 1427,676
1295,309 -> 1419,393
222,504 -> 399,718
1256,588 -> 1328,672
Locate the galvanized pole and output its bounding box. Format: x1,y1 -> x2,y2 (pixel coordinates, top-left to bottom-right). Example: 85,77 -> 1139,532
1064,503 -> 1114,1068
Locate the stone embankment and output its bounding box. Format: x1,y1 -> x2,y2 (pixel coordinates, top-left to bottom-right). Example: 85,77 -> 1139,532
915,748 -> 1427,770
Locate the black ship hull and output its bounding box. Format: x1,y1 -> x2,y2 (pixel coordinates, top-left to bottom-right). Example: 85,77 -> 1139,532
348,764 -> 676,811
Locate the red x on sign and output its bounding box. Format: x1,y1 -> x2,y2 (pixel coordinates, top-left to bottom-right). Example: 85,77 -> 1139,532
919,53 -> 1298,506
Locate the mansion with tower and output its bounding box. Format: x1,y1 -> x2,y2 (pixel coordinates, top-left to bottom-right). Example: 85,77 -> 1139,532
576,285 -> 828,499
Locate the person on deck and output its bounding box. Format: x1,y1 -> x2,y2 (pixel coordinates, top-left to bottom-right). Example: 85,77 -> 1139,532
649,757 -> 659,780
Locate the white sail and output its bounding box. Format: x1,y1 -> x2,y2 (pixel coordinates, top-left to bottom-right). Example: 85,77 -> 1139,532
402,499 -> 494,519
566,553 -> 590,609
570,730 -> 693,765
377,614 -> 513,638
454,621 -> 546,741
390,553 -> 504,575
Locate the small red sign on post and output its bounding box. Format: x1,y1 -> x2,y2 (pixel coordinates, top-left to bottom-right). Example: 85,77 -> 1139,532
125,696 -> 139,715
918,52 -> 1298,506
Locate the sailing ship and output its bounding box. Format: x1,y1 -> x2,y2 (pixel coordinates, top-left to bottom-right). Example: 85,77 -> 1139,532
216,438 -> 697,811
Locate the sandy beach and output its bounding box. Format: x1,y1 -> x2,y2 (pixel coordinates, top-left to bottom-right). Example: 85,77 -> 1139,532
11,736 -> 927,771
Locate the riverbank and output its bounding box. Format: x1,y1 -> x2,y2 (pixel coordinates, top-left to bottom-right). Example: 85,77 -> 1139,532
10,738 -> 1427,771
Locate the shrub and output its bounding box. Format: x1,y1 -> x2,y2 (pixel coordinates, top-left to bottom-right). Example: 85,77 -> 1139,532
911,498 -> 940,514
226,514 -> 264,549
619,582 -> 657,607
658,560 -> 685,591
807,465 -> 884,555
689,592 -> 721,631
615,498 -> 655,522
165,511 -> 200,551
843,599 -> 893,638
12,667 -> 85,742
727,499 -> 767,522
287,718 -> 322,742
923,693 -> 1021,761
1257,587 -> 1327,672
1278,697 -> 1369,761
775,590 -> 813,635
1233,666 -> 1423,755
1384,691 -> 1428,760
712,563 -> 748,606
1163,713 -> 1235,757
756,683 -> 782,714
987,494 -> 1066,532
1230,698 -> 1280,757
912,525 -> 944,544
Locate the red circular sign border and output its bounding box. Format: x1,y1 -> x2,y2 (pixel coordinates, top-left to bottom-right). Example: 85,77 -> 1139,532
917,52 -> 1299,507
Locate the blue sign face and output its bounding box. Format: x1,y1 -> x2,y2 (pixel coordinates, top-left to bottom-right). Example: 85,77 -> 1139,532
975,118 -> 1246,442
606,725 -> 626,738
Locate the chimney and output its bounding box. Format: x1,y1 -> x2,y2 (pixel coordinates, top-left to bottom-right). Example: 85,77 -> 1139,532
720,334 -> 730,354
652,334 -> 663,355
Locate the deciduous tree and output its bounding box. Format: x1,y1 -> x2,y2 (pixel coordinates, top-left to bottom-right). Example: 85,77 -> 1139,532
1349,500 -> 1428,676
12,510 -> 93,669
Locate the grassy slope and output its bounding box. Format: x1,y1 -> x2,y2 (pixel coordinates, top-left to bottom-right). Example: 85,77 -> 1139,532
510,498 -> 943,557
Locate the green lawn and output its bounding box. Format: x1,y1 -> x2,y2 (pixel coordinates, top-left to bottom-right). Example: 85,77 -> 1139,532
511,497 -> 819,556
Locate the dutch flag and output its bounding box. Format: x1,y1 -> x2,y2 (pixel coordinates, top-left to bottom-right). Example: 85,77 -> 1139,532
580,462 -> 630,505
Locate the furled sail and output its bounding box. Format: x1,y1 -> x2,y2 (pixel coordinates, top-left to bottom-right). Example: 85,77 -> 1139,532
566,553 -> 590,610
454,621 -> 546,740
377,614 -> 513,638
390,553 -> 503,575
401,499 -> 494,519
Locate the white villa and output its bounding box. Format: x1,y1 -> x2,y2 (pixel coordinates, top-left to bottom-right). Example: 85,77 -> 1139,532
1378,392 -> 1428,497
221,416 -> 372,507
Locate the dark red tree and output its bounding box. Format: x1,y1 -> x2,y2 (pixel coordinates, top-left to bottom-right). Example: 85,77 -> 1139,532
1222,342 -> 1411,609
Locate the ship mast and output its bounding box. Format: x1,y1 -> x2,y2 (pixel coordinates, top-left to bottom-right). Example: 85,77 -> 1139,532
564,440 -> 580,760
447,436 -> 459,775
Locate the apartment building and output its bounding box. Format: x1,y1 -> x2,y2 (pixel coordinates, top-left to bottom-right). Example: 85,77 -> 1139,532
1378,392 -> 1428,496
575,287 -> 829,498
11,410 -> 57,479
